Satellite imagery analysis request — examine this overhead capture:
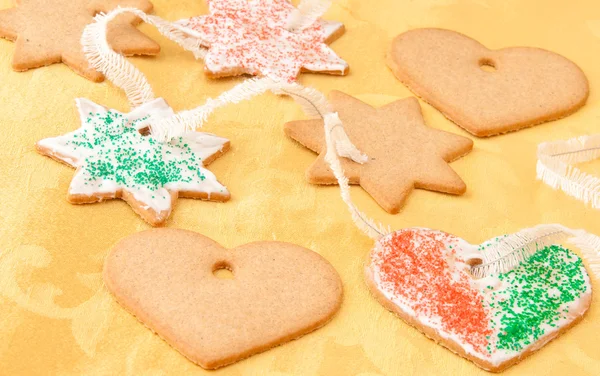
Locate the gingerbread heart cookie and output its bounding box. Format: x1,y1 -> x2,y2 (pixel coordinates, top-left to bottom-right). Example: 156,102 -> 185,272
104,229 -> 343,369
387,28 -> 589,137
365,228 -> 592,372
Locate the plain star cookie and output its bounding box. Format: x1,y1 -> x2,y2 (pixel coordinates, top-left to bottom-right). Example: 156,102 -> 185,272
284,91 -> 473,214
36,98 -> 230,226
175,0 -> 348,81
0,0 -> 159,82
365,228 -> 593,372
104,228 -> 343,369
387,28 -> 589,137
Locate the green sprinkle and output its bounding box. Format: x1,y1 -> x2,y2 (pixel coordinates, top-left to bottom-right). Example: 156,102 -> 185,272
65,110 -> 213,193
487,245 -> 587,352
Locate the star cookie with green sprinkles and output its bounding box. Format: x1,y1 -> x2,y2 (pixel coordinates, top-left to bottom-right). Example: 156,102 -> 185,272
365,228 -> 592,372
36,98 -> 231,226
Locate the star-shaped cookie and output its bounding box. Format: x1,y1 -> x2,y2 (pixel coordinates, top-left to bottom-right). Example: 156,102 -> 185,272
284,91 -> 474,213
0,0 -> 159,82
36,98 -> 230,226
176,0 -> 348,82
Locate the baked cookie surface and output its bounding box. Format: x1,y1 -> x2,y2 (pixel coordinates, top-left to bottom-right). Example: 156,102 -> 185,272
387,28 -> 589,137
104,228 -> 343,369
0,0 -> 159,81
285,91 -> 473,213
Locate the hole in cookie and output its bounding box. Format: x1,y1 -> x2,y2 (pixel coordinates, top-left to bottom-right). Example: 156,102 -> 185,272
212,261 -> 234,280
465,257 -> 483,268
479,58 -> 497,72
465,257 -> 485,279
138,126 -> 151,136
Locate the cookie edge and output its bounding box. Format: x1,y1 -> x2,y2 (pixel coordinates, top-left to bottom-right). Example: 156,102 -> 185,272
363,247 -> 592,372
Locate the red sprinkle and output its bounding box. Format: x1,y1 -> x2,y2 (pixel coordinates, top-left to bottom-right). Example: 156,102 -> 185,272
373,229 -> 492,354
181,0 -> 346,82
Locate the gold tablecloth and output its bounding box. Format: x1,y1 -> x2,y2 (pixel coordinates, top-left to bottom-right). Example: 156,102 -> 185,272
1,0 -> 599,374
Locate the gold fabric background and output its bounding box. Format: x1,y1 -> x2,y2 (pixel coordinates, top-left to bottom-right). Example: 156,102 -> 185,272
1,0 -> 599,374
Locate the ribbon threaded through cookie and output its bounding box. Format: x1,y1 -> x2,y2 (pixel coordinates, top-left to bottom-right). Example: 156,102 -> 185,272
472,224 -> 600,279
370,228 -> 593,366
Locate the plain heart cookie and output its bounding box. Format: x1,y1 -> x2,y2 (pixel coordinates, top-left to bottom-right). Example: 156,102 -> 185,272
387,28 -> 589,137
104,228 -> 343,369
365,228 -> 592,372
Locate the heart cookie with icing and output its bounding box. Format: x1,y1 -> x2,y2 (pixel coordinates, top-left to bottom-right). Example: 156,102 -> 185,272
365,228 -> 592,372
104,229 -> 343,369
387,28 -> 589,137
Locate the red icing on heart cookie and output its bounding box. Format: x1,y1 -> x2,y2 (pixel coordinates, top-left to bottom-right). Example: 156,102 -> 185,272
375,230 -> 492,353
365,228 -> 592,372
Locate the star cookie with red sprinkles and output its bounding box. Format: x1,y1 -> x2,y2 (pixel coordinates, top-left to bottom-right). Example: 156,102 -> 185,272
176,0 -> 349,82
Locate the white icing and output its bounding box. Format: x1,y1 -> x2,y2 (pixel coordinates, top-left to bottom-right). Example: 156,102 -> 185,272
175,0 -> 348,81
37,98 -> 229,215
318,20 -> 344,41
369,228 -> 593,368
69,169 -> 119,197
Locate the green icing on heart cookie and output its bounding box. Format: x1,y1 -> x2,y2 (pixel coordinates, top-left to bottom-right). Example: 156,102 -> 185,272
368,228 -> 592,371
487,245 -> 588,352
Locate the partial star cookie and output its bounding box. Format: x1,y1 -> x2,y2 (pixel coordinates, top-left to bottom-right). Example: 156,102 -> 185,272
36,98 -> 230,226
0,0 -> 159,82
284,91 -> 474,213
176,0 -> 348,82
